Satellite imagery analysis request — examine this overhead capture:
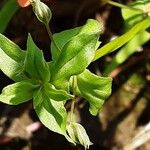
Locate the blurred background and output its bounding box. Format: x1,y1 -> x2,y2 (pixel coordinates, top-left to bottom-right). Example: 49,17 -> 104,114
0,0 -> 150,149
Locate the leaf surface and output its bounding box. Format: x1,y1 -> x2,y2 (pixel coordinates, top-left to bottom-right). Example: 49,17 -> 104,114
51,19 -> 101,90
51,27 -> 81,60
0,33 -> 25,62
24,35 -> 50,82
75,69 -> 112,115
34,92 -> 67,135
0,80 -> 38,105
0,47 -> 27,81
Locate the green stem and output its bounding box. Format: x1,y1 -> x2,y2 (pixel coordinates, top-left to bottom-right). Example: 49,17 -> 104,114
70,97 -> 75,122
107,0 -> 144,13
70,77 -> 76,122
45,24 -> 61,52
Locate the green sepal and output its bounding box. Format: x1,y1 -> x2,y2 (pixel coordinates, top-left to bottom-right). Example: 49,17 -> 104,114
0,80 -> 39,105
75,69 -> 112,116
67,122 -> 92,149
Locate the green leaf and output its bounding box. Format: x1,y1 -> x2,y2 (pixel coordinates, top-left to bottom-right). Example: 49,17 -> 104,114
122,0 -> 150,28
0,0 -> 19,33
75,69 -> 112,116
0,80 -> 38,105
0,33 -> 25,62
0,47 -> 27,81
103,31 -> 150,75
51,27 -> 81,60
34,92 -> 67,135
33,87 -> 43,108
24,34 -> 50,82
51,19 -> 101,90
44,83 -> 73,101
33,83 -> 73,108
94,17 -> 150,60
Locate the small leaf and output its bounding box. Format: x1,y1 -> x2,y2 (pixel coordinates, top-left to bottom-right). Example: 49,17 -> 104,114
75,69 -> 112,116
0,33 -> 25,62
34,92 -> 67,135
0,47 -> 27,81
51,27 -> 81,60
51,19 -> 101,90
67,122 -> 92,149
0,80 -> 38,105
24,34 -> 50,82
44,83 -> 73,101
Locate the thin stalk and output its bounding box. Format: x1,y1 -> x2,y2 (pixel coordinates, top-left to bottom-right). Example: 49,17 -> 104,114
70,77 -> 76,122
45,23 -> 61,52
70,97 -> 75,122
107,0 -> 144,13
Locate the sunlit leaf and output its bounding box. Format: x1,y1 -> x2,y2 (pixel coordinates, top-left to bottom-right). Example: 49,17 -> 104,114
24,34 -> 50,82
35,92 -> 67,135
44,83 -> 73,101
51,19 -> 101,90
51,27 -> 81,60
75,69 -> 112,115
0,33 -> 25,62
0,80 -> 38,105
0,47 -> 27,81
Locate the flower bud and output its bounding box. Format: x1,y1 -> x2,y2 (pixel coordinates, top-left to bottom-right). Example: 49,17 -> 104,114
67,122 -> 92,149
30,0 -> 52,25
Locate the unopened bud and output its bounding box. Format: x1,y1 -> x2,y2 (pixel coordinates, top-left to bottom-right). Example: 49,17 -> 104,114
67,122 -> 92,149
30,0 -> 52,25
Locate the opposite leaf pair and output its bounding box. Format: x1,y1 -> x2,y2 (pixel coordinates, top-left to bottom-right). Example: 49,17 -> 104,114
0,19 -> 112,148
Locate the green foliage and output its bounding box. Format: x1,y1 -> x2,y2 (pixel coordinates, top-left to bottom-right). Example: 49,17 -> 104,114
94,17 -> 150,61
103,31 -> 150,75
51,27 -> 81,60
50,19 -> 101,90
0,19 -> 112,148
34,93 -> 67,135
103,0 -> 150,75
1,0 -> 149,148
0,33 -> 25,62
122,0 -> 150,29
0,80 -> 38,105
24,35 -> 50,82
75,69 -> 112,116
